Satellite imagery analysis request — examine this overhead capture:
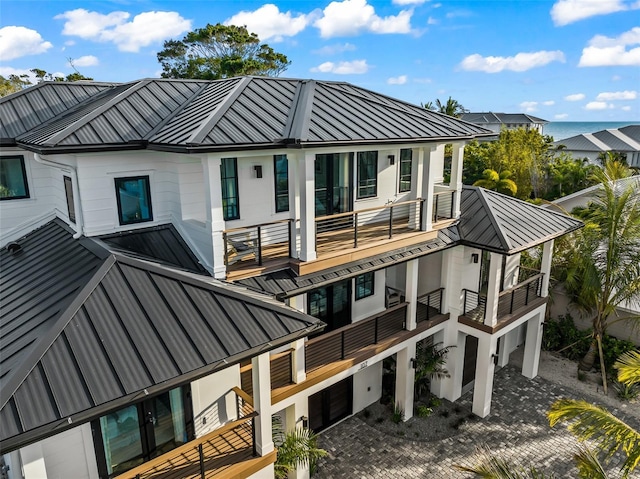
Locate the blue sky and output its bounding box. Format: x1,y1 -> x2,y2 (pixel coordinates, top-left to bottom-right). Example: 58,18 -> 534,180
1,0 -> 639,121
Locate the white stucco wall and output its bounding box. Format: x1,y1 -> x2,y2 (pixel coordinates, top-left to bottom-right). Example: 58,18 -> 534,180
190,365 -> 242,437
352,270 -> 386,322
352,361 -> 383,412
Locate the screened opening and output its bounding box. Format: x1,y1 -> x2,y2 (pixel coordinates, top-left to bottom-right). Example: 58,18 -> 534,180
115,176 -> 152,225
0,156 -> 29,200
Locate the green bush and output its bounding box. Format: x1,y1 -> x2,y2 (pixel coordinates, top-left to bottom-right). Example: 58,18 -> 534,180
600,335 -> 637,372
542,314 -> 591,360
416,405 -> 433,418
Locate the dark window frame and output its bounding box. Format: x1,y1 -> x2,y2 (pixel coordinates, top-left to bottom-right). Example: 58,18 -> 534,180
355,272 -> 375,300
114,175 -> 153,226
221,158 -> 240,221
398,148 -> 412,193
0,155 -> 30,201
356,151 -> 378,199
273,154 -> 289,213
64,175 -> 76,223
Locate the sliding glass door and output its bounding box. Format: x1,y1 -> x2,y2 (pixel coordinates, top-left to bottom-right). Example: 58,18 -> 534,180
314,153 -> 352,217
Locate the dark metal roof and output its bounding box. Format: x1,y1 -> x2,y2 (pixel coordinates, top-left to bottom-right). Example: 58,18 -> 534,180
0,220 -> 323,452
236,227 -> 459,299
8,76 -> 494,154
99,224 -> 208,275
620,124 -> 640,142
461,112 -> 548,125
554,134 -> 604,151
592,129 -> 638,151
553,125 -> 640,152
458,186 -> 583,254
0,82 -> 116,143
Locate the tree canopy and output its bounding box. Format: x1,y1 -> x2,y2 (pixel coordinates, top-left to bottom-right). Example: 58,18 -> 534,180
157,23 -> 290,80
0,65 -> 93,98
423,96 -> 468,118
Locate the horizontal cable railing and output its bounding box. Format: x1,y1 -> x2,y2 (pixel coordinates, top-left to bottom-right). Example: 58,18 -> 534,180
223,219 -> 292,267
498,273 -> 544,316
417,287 -> 444,322
462,288 -> 487,321
315,199 -> 424,249
305,303 -> 408,372
432,190 -> 455,223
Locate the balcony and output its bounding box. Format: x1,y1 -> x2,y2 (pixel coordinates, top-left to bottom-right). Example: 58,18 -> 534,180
115,388 -> 275,479
459,269 -> 546,333
241,297 -> 449,404
225,192 -> 456,280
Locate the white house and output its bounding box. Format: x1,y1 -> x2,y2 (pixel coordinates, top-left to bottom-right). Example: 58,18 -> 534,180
0,77 -> 582,479
460,112 -> 548,135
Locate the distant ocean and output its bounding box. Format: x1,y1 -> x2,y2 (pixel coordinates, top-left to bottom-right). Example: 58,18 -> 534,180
544,121 -> 639,141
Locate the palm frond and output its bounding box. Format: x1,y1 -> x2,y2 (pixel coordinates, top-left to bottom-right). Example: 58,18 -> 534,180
615,350 -> 640,387
453,446 -> 554,478
573,445 -> 609,479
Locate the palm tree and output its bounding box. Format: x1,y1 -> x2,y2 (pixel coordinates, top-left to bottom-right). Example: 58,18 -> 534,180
473,169 -> 518,196
559,165 -> 640,391
454,351 -> 640,479
423,96 -> 468,118
273,417 -> 327,479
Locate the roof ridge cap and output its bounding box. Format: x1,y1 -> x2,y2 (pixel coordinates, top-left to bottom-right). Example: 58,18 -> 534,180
474,187 -> 512,252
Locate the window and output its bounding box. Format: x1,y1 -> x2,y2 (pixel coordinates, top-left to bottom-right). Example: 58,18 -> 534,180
357,151 -> 377,199
64,176 -> 75,223
355,272 -> 375,300
0,155 -> 29,200
115,176 -> 153,225
398,148 -> 412,192
274,155 -> 289,212
221,158 -> 239,220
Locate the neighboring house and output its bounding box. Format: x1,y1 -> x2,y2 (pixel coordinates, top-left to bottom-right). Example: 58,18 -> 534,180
553,125 -> 640,167
0,77 -> 582,479
460,112 -> 548,135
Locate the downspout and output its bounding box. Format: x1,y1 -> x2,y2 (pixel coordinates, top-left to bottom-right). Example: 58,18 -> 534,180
33,153 -> 84,239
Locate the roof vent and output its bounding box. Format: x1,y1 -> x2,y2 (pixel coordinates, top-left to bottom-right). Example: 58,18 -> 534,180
6,242 -> 23,255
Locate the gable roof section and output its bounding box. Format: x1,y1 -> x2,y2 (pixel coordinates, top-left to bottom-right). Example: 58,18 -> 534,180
0,220 -> 322,452
461,112 -> 547,125
554,125 -> 640,153
0,82 -> 116,143
9,76 -> 493,154
458,186 -> 583,254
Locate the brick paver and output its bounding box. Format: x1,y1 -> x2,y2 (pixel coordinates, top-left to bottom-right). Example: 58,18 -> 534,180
314,365 -> 639,478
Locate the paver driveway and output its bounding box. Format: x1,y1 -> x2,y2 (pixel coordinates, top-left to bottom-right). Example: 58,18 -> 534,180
314,364 -> 639,478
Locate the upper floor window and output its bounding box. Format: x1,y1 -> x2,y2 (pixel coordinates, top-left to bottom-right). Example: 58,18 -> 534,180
355,272 -> 375,300
357,151 -> 377,199
221,158 -> 239,220
399,149 -> 412,193
115,176 -> 153,225
0,155 -> 29,200
274,155 -> 289,212
64,176 -> 75,223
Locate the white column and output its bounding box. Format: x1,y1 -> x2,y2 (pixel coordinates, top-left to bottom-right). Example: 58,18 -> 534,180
422,146 -> 439,231
522,312 -> 545,378
395,342 -> 416,421
503,253 -> 521,289
298,152 -> 316,261
540,239 -> 554,297
202,156 -> 226,278
21,442 -> 48,479
484,252 -> 503,327
472,333 -> 498,417
284,399 -> 310,479
252,352 -> 274,455
289,153 -> 300,259
450,142 -> 465,218
497,330 -> 515,368
405,258 -> 419,331
291,338 -> 306,384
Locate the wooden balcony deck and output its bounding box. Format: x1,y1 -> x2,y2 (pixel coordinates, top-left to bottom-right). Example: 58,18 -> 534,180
115,389 -> 275,479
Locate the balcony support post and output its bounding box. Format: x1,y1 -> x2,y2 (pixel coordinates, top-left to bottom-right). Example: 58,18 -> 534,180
522,310 -> 545,379
395,342 -> 416,421
422,145 -> 439,231
472,333 -> 498,418
202,156 -> 227,279
284,398 -> 311,479
405,259 -> 419,331
540,239 -> 554,297
291,338 -> 306,384
450,142 -> 465,218
483,252 -> 503,328
298,152 -> 317,261
251,352 -> 274,456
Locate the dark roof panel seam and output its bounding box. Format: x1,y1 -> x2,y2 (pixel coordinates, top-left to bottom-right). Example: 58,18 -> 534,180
55,330 -> 95,411
209,293 -> 254,350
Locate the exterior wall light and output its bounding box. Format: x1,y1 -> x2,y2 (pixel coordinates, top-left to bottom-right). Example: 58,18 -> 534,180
471,253 -> 479,264
254,165 -> 263,178
388,154 -> 395,165
300,416 -> 308,428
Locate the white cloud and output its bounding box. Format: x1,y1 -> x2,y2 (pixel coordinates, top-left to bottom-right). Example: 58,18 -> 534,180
564,93 -> 586,101
596,90 -> 637,100
54,9 -> 192,52
427,16 -> 438,25
555,113 -> 569,119
585,101 -> 613,110
225,4 -> 312,41
311,59 -> 369,74
520,101 -> 538,112
459,50 -> 565,73
621,105 -> 632,111
387,75 -> 407,84
314,0 -> 412,38
313,43 -> 356,55
393,0 -> 427,4
579,27 -> 640,66
543,100 -> 555,106
70,55 -> 99,67
550,0 -> 636,26
0,26 -> 52,60
612,75 -> 622,81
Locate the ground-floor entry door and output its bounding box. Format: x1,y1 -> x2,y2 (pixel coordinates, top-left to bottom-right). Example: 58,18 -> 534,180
462,335 -> 479,392
308,377 -> 353,432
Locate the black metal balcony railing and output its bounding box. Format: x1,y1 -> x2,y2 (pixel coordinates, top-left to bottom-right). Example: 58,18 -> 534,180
462,272 -> 544,323
305,303 -> 408,372
315,199 -> 424,249
417,287 -> 444,322
432,191 -> 455,223
223,219 -> 293,267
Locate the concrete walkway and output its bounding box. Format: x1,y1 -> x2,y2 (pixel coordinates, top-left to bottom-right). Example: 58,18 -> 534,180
314,364 -> 639,478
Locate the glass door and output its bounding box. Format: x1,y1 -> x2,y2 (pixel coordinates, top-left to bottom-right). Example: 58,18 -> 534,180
307,279 -> 351,333
315,153 -> 352,217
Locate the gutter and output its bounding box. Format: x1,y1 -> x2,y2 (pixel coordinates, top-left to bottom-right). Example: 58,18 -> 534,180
33,153 -> 84,239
